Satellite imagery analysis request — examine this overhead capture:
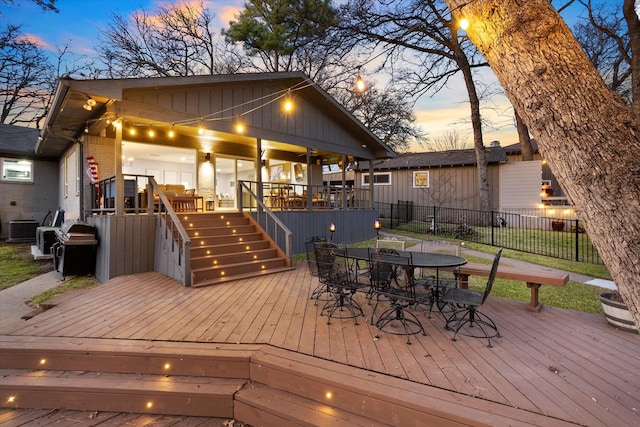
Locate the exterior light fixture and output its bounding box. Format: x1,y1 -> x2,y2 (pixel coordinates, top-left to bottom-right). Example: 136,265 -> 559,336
168,123 -> 175,138
373,220 -> 381,239
235,121 -> 245,134
459,18 -> 469,31
329,223 -> 336,241
205,152 -> 211,162
355,75 -> 365,92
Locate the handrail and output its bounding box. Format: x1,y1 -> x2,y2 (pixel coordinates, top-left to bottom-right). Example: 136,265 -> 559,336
239,181 -> 292,259
150,177 -> 192,286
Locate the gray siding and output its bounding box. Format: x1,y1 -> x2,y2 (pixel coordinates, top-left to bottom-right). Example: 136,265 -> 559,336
358,164 -> 501,210
89,215 -> 156,283
0,159 -> 58,239
257,210 -> 379,255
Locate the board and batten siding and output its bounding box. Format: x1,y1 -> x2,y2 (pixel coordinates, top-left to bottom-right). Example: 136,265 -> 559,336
366,164 -> 501,210
499,161 -> 542,209
123,82 -> 370,158
256,210 -> 379,255
89,215 -> 156,283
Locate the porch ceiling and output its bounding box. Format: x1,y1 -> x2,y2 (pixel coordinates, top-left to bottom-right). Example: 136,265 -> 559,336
36,72 -> 396,163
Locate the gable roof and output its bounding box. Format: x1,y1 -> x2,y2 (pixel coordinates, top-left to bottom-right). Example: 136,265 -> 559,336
363,147 -> 507,170
37,72 -> 395,162
0,124 -> 41,158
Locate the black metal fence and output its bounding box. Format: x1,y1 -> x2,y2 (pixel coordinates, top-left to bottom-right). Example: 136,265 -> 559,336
375,202 -> 603,265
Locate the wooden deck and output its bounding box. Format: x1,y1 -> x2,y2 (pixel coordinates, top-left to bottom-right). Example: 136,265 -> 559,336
2,262 -> 639,426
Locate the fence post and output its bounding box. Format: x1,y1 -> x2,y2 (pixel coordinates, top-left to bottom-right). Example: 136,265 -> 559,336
575,219 -> 580,262
390,202 -> 394,229
433,205 -> 437,233
491,211 -> 495,246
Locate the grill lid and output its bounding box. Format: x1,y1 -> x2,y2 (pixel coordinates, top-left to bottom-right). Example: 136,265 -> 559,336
56,220 -> 97,245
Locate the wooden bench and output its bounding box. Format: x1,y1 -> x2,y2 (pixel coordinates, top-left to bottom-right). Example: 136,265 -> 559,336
450,263 -> 569,312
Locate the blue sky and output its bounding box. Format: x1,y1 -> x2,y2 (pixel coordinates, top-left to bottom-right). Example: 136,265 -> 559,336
1,0 -> 615,151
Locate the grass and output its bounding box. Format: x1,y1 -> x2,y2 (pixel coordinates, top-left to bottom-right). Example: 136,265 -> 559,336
0,243 -> 53,291
29,276 -> 97,306
0,242 -> 96,305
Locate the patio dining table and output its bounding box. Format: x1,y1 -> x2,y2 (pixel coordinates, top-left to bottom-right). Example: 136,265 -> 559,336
344,247 -> 467,314
344,247 -> 467,271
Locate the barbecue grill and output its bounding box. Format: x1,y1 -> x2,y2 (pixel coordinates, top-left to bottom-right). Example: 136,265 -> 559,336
52,220 -> 98,279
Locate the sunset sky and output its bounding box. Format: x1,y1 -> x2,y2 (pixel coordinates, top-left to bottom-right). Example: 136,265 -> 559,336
2,0 -> 593,151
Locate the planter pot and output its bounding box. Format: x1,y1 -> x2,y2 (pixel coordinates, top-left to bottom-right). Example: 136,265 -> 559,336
599,293 -> 638,334
551,220 -> 565,232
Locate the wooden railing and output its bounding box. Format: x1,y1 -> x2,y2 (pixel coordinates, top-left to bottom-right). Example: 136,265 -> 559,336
150,177 -> 192,286
239,181 -> 292,259
239,181 -> 372,211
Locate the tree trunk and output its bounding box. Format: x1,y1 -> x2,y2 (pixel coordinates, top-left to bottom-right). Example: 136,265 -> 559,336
623,0 -> 640,130
515,111 -> 534,161
444,0 -> 640,327
455,38 -> 490,211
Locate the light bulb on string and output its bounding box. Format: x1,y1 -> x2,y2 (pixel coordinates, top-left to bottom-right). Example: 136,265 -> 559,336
283,90 -> 294,112
235,119 -> 245,134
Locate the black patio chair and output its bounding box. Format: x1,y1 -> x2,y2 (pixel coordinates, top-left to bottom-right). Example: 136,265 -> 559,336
315,242 -> 365,324
368,251 -> 427,344
306,236 -> 330,303
441,248 -> 503,347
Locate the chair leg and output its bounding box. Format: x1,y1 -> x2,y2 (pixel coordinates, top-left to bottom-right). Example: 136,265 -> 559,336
375,304 -> 426,344
445,307 -> 500,347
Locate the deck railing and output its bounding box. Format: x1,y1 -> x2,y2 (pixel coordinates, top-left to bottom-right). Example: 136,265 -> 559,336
151,177 -> 192,286
239,181 -> 371,211
376,202 -> 603,265
239,181 -> 292,259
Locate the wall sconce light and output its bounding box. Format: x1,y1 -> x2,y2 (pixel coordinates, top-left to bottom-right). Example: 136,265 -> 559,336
373,220 -> 381,239
205,152 -> 211,162
329,223 -> 336,241
261,159 -> 267,167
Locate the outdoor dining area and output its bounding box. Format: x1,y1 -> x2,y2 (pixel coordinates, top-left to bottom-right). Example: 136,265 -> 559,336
306,235 -> 503,346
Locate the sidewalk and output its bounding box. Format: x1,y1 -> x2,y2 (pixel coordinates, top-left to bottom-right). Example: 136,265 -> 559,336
0,270 -> 66,334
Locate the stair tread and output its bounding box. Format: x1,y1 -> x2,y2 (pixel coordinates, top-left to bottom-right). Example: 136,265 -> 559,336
0,369 -> 245,396
191,257 -> 285,272
236,382 -> 387,427
192,266 -> 295,287
191,248 -> 276,260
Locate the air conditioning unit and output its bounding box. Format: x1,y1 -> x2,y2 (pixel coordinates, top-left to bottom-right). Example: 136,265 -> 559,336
7,220 -> 39,242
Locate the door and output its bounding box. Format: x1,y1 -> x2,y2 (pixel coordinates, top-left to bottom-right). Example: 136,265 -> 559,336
215,156 -> 255,210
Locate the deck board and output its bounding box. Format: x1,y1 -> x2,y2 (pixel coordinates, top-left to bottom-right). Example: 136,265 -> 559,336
3,263 -> 640,427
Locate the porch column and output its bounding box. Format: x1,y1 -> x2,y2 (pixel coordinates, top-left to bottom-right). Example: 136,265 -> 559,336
306,148 -> 312,210
342,154 -> 347,209
369,161 -> 375,209
114,121 -> 124,215
256,138 -> 263,207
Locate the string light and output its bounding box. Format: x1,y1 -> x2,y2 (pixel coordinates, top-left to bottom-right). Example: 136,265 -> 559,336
355,75 -> 366,92
235,120 -> 245,134
459,18 -> 470,31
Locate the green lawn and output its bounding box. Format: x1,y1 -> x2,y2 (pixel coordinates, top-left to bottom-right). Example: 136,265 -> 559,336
0,243 -> 52,291
300,235 -> 610,315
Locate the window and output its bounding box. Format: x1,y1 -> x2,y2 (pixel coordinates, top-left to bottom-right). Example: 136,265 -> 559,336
413,171 -> 429,188
361,172 -> 391,186
1,158 -> 33,182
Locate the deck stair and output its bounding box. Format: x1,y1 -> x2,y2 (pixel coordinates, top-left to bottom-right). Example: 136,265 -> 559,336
179,212 -> 293,286
0,336 -> 570,426
0,337 -> 255,419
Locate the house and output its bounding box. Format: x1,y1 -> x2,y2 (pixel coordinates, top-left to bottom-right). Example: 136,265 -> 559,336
502,139 -> 568,204
320,146 -> 508,211
35,72 -> 395,285
0,124 -> 59,240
